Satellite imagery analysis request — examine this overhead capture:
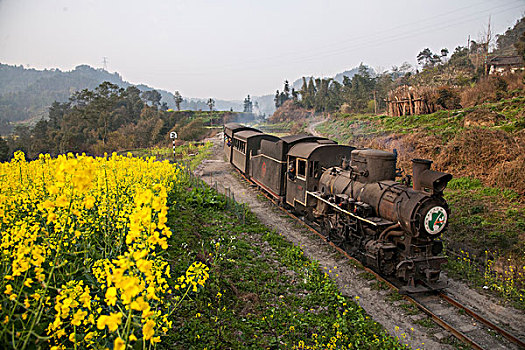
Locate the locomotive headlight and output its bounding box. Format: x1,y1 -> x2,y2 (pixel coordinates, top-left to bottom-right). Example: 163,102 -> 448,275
423,206 -> 448,235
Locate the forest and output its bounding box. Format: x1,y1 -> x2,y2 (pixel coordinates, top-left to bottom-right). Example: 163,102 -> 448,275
0,64 -> 250,135
0,82 -> 242,161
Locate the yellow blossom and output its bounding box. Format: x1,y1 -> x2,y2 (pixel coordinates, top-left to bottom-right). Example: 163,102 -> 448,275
143,319 -> 155,340
114,337 -> 126,350
97,312 -> 122,332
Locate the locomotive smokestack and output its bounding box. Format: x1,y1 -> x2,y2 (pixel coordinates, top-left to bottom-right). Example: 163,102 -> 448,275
412,158 -> 452,194
412,159 -> 432,191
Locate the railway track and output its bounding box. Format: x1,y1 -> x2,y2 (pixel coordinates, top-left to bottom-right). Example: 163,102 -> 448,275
236,170 -> 525,350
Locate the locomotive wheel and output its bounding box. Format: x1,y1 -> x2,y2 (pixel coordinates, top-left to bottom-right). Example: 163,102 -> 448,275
330,228 -> 351,252
321,218 -> 333,238
328,226 -> 346,249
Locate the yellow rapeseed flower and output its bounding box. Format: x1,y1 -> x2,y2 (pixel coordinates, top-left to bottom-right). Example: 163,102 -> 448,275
105,287 -> 117,306
114,337 -> 126,350
97,312 -> 122,332
143,319 -> 155,340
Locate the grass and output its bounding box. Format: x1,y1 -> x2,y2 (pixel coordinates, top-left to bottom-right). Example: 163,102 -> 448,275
124,142 -> 213,168
413,318 -> 436,329
398,304 -> 419,316
371,281 -> 389,291
160,177 -> 408,349
443,176 -> 524,311
316,96 -> 524,145
444,177 -> 524,255
386,291 -> 404,303
359,272 -> 376,281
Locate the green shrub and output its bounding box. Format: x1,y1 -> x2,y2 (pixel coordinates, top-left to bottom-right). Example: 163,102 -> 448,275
447,177 -> 483,190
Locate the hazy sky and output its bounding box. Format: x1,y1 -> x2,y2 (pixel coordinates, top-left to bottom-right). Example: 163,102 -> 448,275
0,0 -> 524,100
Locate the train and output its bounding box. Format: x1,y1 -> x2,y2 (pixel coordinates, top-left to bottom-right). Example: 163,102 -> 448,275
223,123 -> 452,293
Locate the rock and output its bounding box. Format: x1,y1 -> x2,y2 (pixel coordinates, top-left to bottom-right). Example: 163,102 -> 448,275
434,332 -> 449,341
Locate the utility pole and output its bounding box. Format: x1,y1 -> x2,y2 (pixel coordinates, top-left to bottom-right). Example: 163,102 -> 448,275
467,35 -> 470,56
373,90 -> 378,115
102,57 -> 108,71
484,16 -> 492,75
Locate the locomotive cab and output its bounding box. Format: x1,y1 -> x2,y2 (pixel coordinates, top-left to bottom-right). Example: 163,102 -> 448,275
285,142 -> 354,211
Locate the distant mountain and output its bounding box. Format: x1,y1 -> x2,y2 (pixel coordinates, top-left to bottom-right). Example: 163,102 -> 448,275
0,63 -> 246,128
0,64 -> 128,124
0,63 -> 376,129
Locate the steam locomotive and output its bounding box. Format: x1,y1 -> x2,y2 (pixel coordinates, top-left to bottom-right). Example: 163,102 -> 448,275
223,123 -> 452,292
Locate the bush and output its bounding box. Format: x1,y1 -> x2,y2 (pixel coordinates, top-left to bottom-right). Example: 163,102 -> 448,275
178,119 -> 207,141
269,100 -> 313,123
461,73 -> 524,107
436,86 -> 461,109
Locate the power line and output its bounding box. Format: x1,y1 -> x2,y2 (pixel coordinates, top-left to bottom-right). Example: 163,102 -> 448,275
233,1 -> 524,71
155,1 -> 524,75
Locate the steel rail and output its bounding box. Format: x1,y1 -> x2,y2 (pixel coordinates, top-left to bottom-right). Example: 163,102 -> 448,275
438,292 -> 525,349
231,168 -> 519,350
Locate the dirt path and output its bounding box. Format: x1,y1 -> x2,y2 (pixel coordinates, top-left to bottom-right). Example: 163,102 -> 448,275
305,117 -> 325,137
194,134 -> 525,349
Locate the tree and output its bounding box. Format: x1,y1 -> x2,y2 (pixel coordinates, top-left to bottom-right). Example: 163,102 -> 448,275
207,98 -> 215,111
173,91 -> 183,111
515,31 -> 525,61
440,48 -> 449,63
243,95 -> 253,113
274,90 -> 280,108
291,88 -> 298,101
495,16 -> 525,55
448,46 -> 473,68
417,48 -> 433,68
0,136 -> 8,161
283,80 -> 290,99
48,101 -> 70,129
141,90 -> 161,107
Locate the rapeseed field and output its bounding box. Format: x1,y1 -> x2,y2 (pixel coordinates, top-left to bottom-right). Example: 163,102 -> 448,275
0,151 -> 207,349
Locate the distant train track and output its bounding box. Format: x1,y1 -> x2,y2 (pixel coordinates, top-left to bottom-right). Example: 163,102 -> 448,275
235,168 -> 525,350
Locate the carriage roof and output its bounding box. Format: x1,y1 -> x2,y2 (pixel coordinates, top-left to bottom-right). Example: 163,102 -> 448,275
287,142 -> 348,159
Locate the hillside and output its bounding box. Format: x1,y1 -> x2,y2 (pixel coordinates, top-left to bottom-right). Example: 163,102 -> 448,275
0,64 -> 247,132
0,81 -> 261,160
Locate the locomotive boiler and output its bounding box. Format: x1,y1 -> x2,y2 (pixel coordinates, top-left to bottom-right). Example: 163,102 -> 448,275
309,149 -> 452,292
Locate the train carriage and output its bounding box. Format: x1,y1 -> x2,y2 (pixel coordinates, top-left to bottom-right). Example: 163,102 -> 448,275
223,123 -> 260,163
250,135 -> 334,202
231,130 -> 279,175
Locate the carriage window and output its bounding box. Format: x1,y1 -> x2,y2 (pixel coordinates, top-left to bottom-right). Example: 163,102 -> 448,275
237,140 -> 243,154
297,159 -> 306,179
309,161 -> 314,177
233,139 -> 246,154
313,161 -> 320,178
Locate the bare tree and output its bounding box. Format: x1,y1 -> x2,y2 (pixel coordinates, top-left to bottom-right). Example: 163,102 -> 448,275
479,16 -> 493,74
